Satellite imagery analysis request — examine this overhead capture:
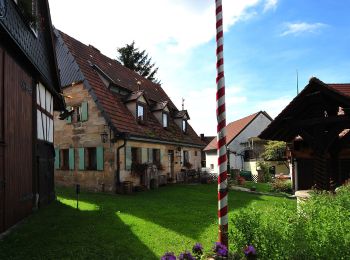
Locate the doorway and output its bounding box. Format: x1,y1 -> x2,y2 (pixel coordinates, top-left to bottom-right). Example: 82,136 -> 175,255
168,150 -> 174,181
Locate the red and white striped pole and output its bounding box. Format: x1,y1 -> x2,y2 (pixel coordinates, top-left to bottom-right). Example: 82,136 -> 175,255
215,0 -> 228,247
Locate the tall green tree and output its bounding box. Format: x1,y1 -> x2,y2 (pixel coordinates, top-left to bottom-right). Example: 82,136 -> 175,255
117,41 -> 160,84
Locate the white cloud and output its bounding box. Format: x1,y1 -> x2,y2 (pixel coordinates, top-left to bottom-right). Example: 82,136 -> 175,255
49,0 -> 263,56
48,0 -> 273,135
280,22 -> 328,36
166,85 -> 248,136
263,0 -> 278,12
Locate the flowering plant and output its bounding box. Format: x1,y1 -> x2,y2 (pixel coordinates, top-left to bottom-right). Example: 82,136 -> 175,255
213,242 -> 228,257
244,245 -> 257,259
192,243 -> 203,259
161,252 -> 176,260
178,251 -> 195,260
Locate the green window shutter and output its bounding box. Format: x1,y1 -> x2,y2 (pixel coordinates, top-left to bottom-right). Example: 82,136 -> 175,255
96,146 -> 104,171
125,146 -> 132,170
55,148 -> 60,169
78,148 -> 85,170
66,106 -> 72,123
141,148 -> 148,163
69,148 -> 75,170
160,149 -> 163,164
81,102 -> 88,121
148,148 -> 153,163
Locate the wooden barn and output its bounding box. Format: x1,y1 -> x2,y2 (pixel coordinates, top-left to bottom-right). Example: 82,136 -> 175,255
260,78 -> 350,191
0,0 -> 64,233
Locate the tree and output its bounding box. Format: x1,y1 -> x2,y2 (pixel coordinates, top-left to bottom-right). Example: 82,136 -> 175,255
261,140 -> 288,168
117,41 -> 160,84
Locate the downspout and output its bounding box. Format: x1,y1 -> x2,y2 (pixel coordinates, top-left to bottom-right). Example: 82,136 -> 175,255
115,132 -> 128,192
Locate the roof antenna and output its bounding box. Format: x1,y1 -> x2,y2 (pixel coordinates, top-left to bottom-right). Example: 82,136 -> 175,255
296,69 -> 299,95
182,98 -> 185,110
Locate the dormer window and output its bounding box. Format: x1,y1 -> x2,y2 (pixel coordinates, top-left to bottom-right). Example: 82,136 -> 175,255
15,0 -> 38,32
162,112 -> 168,128
137,103 -> 146,122
182,120 -> 187,133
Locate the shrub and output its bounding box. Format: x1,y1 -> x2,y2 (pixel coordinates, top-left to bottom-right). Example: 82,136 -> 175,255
270,179 -> 292,194
256,161 -> 272,183
230,183 -> 350,259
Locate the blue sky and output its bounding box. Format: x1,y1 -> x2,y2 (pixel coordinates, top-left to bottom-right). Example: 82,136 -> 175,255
49,0 -> 350,136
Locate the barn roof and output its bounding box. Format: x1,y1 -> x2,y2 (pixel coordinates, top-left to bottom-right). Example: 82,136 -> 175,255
0,0 -> 64,109
260,78 -> 350,141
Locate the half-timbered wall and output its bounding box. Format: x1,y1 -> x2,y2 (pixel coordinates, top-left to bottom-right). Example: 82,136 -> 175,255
36,82 -> 53,143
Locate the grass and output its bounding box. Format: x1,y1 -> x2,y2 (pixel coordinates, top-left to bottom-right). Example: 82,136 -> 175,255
240,181 -> 272,193
0,184 -> 296,259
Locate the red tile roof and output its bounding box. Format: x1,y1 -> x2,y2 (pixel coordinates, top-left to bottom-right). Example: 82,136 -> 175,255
204,111 -> 270,151
328,84 -> 350,97
56,30 -> 204,147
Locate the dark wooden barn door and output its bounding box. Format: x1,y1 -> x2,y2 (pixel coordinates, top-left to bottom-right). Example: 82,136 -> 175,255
0,46 -> 4,232
297,159 -> 313,190
3,51 -> 33,231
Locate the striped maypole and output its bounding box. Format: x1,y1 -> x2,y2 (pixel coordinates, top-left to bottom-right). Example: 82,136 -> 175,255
215,0 -> 228,247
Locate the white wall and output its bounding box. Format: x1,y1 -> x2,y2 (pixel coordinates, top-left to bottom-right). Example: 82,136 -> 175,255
228,113 -> 271,170
206,113 -> 272,174
205,150 -> 218,174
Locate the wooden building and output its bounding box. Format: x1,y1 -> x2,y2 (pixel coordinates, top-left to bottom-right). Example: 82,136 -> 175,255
260,78 -> 350,191
53,30 -> 205,192
0,0 -> 64,233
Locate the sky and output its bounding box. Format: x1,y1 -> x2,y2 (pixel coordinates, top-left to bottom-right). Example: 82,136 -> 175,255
48,0 -> 350,136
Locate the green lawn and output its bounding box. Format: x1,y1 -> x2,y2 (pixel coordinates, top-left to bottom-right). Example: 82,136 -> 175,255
241,181 -> 272,193
0,184 -> 295,259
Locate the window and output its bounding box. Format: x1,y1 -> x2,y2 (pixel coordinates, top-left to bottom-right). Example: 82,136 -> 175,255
137,103 -> 145,122
210,164 -> 214,169
77,147 -> 104,171
131,147 -> 142,164
74,106 -> 81,122
66,102 -> 88,123
15,0 -> 38,31
61,149 -> 69,170
194,151 -> 198,156
183,150 -> 189,166
182,120 -> 187,133
86,147 -> 97,170
152,149 -> 161,165
162,113 -> 168,128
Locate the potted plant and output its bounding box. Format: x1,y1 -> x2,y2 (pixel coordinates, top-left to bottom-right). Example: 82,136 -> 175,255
236,175 -> 246,185
184,161 -> 192,169
131,162 -> 148,176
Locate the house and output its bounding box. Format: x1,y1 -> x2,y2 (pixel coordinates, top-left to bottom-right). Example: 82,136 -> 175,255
199,134 -> 215,167
260,77 -> 350,191
0,0 -> 65,233
204,111 -> 273,177
53,30 -> 204,192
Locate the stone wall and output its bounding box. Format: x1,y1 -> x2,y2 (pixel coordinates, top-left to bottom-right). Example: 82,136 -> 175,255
54,83 -> 202,192
54,83 -> 115,192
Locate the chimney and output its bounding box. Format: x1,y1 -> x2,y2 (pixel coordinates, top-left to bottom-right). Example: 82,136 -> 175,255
200,134 -> 205,140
